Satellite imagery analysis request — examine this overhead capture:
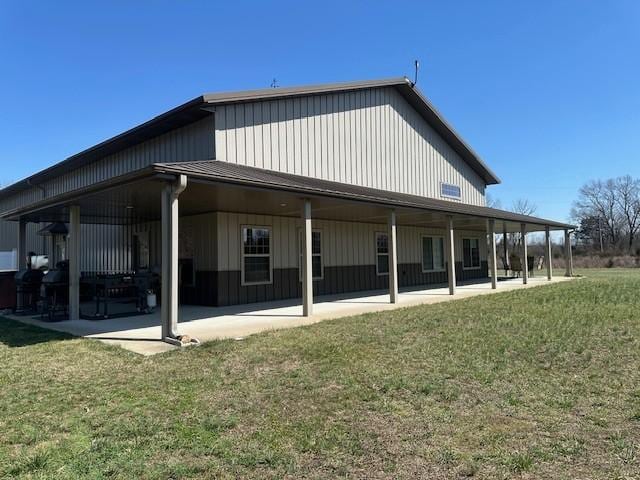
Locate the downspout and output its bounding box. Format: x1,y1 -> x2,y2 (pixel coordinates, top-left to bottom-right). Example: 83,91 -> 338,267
169,174 -> 186,343
174,173 -> 188,198
164,174 -> 199,346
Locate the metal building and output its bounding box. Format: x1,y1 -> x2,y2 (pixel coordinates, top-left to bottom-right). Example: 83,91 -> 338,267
0,77 -> 574,345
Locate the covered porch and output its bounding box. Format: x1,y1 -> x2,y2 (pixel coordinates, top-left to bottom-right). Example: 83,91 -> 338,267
3,160 -> 575,349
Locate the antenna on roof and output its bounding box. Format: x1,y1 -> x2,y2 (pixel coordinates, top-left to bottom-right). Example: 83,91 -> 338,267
270,78 -> 279,88
411,60 -> 419,87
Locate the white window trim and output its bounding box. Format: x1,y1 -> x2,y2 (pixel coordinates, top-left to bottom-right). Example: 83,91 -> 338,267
421,235 -> 446,273
440,181 -> 462,200
240,225 -> 273,286
298,228 -> 324,281
375,231 -> 389,276
462,237 -> 482,270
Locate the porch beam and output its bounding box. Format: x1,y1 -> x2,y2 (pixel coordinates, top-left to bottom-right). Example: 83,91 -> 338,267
545,226 -> 553,280
521,223 -> 528,285
488,219 -> 498,289
68,205 -> 81,320
161,175 -> 187,343
446,216 -> 456,295
388,209 -> 398,303
564,229 -> 573,277
302,199 -> 313,316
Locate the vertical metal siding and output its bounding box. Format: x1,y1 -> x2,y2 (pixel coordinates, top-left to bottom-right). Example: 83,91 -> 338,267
214,87 -> 486,206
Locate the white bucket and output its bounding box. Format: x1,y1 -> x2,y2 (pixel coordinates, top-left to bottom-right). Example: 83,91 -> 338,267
147,292 -> 157,309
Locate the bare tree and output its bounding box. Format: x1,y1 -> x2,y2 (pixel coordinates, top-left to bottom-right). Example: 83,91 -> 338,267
614,175 -> 640,249
511,198 -> 537,216
573,179 -> 624,249
486,194 -> 502,209
506,199 -> 538,249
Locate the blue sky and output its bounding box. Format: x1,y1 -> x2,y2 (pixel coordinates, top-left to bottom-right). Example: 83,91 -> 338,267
1,1 -> 639,223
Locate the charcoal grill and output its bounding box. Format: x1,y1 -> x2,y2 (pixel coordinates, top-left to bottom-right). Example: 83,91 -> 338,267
14,268 -> 44,315
41,260 -> 69,321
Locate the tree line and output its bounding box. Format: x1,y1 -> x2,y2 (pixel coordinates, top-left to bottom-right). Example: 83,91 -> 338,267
572,175 -> 640,253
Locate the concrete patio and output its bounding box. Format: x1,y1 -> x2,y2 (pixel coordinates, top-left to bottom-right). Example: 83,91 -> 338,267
7,275 -> 576,355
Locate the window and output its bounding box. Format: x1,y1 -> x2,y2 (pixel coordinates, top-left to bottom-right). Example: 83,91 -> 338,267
241,226 -> 272,285
441,183 -> 461,199
298,230 -> 323,280
422,236 -> 445,272
463,238 -> 481,269
376,232 -> 389,275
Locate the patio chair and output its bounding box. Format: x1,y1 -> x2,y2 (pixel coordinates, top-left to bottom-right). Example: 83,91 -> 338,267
510,254 -> 536,278
509,254 -> 522,277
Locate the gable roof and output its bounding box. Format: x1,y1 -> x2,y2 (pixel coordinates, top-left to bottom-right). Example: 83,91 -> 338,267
201,78 -> 500,185
0,77 -> 500,200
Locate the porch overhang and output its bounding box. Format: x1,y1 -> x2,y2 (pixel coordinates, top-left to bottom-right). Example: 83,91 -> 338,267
0,160 -> 575,233
152,160 -> 573,232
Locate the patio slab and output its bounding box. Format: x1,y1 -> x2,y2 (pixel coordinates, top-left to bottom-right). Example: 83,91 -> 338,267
7,275 -> 576,355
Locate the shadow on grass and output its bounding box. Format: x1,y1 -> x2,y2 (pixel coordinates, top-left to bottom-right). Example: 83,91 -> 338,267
0,316 -> 74,347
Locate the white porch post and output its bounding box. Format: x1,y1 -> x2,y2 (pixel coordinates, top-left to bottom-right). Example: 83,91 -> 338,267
564,229 -> 573,277
545,226 -> 553,280
161,175 -> 187,343
68,205 -> 81,320
446,216 -> 456,295
488,219 -> 498,289
521,223 -> 528,285
388,210 -> 399,303
302,199 -> 313,316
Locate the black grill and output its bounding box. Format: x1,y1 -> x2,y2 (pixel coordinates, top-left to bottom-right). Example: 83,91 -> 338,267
41,260 -> 69,322
14,268 -> 44,315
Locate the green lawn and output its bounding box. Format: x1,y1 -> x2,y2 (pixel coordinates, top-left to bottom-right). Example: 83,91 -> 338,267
1,269 -> 639,479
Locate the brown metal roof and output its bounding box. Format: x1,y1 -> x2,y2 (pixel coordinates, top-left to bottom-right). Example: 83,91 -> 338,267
153,160 -> 572,229
0,77 -> 500,200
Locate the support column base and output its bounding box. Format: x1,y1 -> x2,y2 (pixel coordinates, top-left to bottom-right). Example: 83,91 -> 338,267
163,335 -> 200,346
